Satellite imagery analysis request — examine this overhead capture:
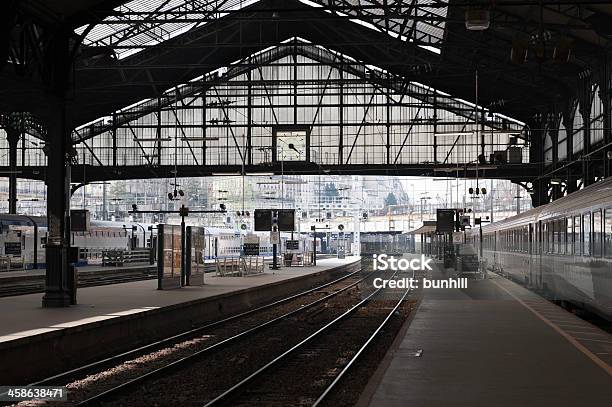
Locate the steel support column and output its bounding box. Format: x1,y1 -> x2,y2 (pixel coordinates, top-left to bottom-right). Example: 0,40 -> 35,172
529,116 -> 549,207
599,57 -> 611,178
562,103 -> 577,193
42,29 -> 72,308
579,84 -> 594,186
6,127 -> 19,214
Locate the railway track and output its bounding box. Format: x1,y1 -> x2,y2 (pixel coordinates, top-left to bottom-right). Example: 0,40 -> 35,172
204,271 -> 412,407
49,267 -> 412,407
0,256 -> 339,298
7,265 -> 370,405
0,269 -> 159,297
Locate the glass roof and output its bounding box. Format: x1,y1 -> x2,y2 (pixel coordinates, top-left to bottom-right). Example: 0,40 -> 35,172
75,0 -> 448,59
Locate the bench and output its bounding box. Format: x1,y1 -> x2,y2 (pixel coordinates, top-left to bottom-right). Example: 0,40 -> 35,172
283,253 -> 305,267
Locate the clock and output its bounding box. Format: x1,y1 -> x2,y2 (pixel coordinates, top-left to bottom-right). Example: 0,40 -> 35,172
275,129 -> 308,161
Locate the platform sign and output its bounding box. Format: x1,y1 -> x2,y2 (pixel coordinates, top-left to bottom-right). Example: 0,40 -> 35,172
4,242 -> 21,256
243,234 -> 260,244
254,209 -> 272,231
157,224 -> 182,290
436,209 -> 456,233
277,209 -> 295,231
270,230 -> 280,245
286,240 -> 300,251
243,243 -> 260,256
186,226 -> 205,286
453,232 -> 464,244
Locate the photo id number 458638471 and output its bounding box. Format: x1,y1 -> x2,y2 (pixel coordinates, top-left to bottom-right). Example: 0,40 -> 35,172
0,387 -> 68,402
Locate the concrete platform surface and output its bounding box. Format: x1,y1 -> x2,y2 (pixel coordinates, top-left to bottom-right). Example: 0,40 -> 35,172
0,257 -> 358,343
367,265 -> 612,407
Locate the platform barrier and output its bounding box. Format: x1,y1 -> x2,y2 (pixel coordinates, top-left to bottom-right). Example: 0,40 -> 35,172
102,249 -> 152,267
215,257 -> 241,276
0,256 -> 24,272
241,256 -> 265,275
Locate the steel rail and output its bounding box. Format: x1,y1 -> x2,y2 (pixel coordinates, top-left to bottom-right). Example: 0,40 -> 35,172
312,280 -> 412,406
75,265 -> 376,405
203,270 -> 407,406
30,264 -> 363,388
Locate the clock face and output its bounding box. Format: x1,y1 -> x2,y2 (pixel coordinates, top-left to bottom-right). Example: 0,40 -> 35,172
276,131 -> 307,161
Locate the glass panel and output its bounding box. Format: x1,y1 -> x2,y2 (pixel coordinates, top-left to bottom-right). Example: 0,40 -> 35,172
605,209 -> 612,258
549,222 -> 554,253
593,210 -> 602,257
574,215 -> 581,255
583,213 -> 591,256
566,217 -> 573,255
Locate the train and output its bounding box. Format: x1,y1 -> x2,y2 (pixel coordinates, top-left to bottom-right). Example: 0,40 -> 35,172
0,214 -> 316,269
466,177 -> 612,321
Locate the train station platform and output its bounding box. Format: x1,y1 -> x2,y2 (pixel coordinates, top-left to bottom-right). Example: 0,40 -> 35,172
365,263 -> 612,407
0,256 -> 361,383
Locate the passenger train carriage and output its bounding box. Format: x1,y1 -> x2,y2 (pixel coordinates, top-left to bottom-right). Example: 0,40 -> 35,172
467,178 -> 612,321
0,214 -> 313,269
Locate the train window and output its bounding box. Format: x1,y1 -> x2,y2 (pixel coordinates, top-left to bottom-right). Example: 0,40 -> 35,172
542,223 -> 548,253
566,217 -> 573,255
574,216 -> 581,255
593,210 -> 602,258
583,213 -> 591,256
528,224 -> 532,254
557,219 -> 565,255
605,209 -> 612,258
533,223 -> 539,254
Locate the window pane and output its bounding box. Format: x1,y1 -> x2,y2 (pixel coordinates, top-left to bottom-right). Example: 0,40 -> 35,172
549,222 -> 554,253
605,209 -> 612,258
566,217 -> 573,255
583,213 -> 591,256
593,210 -> 602,257
574,216 -> 581,255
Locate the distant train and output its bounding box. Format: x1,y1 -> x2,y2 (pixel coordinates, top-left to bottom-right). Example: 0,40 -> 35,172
466,178 -> 612,321
0,214 -> 314,269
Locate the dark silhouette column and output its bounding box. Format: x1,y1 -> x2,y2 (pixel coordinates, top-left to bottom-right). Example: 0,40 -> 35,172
42,28 -> 72,308
6,128 -> 19,214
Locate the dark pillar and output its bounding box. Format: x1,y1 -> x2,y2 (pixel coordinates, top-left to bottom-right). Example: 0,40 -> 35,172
598,56 -> 611,178
42,28 -> 72,308
578,78 -> 594,186
530,179 -> 549,208
6,128 -> 19,214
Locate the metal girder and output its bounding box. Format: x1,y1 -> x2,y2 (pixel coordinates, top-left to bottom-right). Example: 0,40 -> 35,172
6,162 -> 541,183
72,39 -> 521,144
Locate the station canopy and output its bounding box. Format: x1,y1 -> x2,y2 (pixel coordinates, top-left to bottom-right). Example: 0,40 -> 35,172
1,0 -> 610,180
